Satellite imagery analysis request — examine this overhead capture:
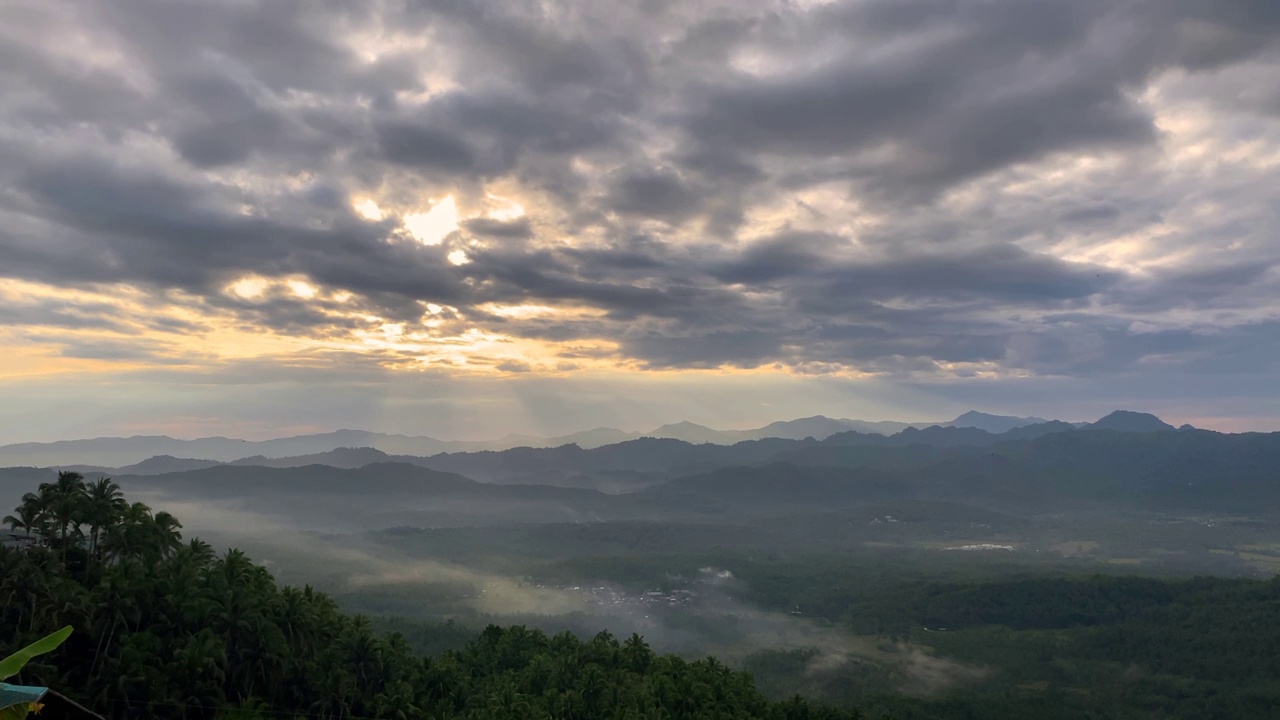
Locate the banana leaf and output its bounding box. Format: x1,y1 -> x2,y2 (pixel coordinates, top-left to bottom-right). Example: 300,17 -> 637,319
0,626 -> 73,681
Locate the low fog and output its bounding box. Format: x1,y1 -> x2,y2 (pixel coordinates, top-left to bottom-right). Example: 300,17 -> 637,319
145,490 -> 981,697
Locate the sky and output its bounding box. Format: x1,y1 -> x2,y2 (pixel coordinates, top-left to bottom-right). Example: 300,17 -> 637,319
1,0 -> 1279,442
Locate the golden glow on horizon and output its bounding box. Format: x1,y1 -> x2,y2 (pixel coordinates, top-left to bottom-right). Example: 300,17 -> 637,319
0,277 -> 632,380
0,333 -> 146,380
0,269 -> 1069,384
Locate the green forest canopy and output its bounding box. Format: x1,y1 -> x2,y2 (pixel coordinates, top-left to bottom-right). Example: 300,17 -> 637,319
1,471 -> 861,719
9,470 -> 1280,719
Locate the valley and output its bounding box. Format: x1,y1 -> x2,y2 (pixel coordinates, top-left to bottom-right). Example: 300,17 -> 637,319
6,411 -> 1280,718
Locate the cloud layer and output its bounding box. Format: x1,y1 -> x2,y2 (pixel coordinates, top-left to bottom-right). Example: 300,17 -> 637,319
1,0 -> 1279,436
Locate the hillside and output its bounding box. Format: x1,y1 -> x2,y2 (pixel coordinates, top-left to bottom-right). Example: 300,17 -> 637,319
647,463 -> 908,506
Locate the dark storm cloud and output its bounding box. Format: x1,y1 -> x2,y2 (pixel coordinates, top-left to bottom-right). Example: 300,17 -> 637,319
406,0 -> 651,102
165,70 -> 290,168
710,239 -> 1120,308
375,122 -> 478,172
605,168 -> 701,223
0,0 -> 1278,382
373,86 -> 624,180
0,298 -> 134,333
622,329 -> 786,370
678,0 -> 1280,198
462,217 -> 534,239
681,3 -> 1137,185
711,232 -> 848,284
466,242 -> 744,323
1115,262 -> 1277,313
560,235 -> 676,275
5,152 -> 466,307
78,0 -> 363,94
817,245 -> 1122,305
467,239 -> 1134,372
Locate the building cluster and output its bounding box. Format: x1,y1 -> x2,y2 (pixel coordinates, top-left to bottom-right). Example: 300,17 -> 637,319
569,586 -> 699,610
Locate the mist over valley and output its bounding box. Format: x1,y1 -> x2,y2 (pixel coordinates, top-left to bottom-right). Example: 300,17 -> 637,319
7,408 -> 1280,715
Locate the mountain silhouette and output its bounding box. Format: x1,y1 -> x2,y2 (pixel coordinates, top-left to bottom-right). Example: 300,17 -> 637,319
1089,410 -> 1176,432
945,411 -> 1048,433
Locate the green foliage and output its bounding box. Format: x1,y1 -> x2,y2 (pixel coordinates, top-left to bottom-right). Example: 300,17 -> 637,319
0,625 -> 72,680
0,615 -> 70,720
706,558 -> 1280,719
0,704 -> 37,720
2,474 -> 862,719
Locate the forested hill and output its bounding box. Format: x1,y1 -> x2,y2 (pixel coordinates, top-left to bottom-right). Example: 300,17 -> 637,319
1,472 -> 861,720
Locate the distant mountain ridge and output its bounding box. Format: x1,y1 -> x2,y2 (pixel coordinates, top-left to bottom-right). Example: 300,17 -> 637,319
4,423 -> 1269,532
1089,410 -> 1176,432
0,410 -> 1184,468
943,411 -> 1048,433
11,415 -> 1280,532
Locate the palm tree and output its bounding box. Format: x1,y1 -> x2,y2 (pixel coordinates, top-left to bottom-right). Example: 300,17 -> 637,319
623,633 -> 654,673
275,586 -> 317,656
185,538 -> 216,567
84,478 -> 127,558
374,679 -> 422,720
101,501 -> 153,562
88,559 -> 148,685
345,629 -> 385,690
151,511 -> 184,558
39,471 -> 87,558
167,631 -> 228,720
216,548 -> 256,590
2,502 -> 43,539
6,491 -> 50,541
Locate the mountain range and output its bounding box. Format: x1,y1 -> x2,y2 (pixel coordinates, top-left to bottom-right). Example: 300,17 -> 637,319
0,410 -> 1093,468
3,412 -> 1272,535
0,410 -> 1208,503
